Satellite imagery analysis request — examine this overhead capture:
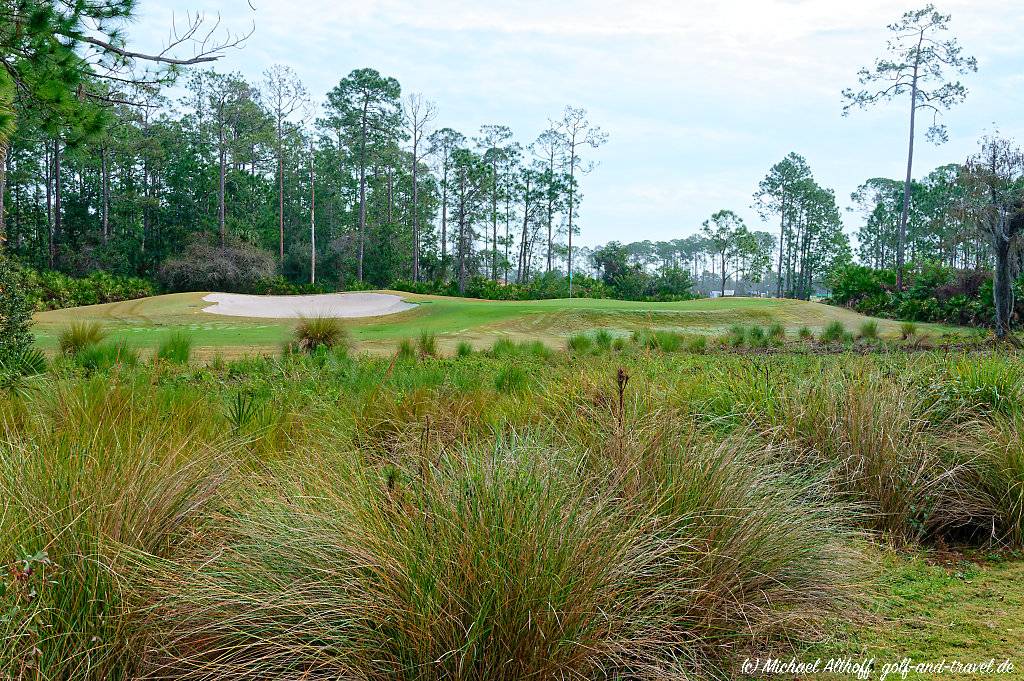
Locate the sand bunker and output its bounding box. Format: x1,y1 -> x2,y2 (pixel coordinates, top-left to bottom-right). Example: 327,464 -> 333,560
201,292 -> 416,319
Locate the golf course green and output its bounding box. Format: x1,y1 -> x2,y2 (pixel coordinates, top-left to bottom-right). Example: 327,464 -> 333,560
33,291 -> 939,357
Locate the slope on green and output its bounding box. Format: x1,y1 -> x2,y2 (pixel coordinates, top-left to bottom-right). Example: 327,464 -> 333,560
32,291 -> 945,356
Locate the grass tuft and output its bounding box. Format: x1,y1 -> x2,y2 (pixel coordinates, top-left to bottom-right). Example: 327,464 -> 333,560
58,321 -> 107,355
295,316 -> 348,353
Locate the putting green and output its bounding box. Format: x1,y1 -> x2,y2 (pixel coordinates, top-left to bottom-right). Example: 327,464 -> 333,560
33,290 -> 940,357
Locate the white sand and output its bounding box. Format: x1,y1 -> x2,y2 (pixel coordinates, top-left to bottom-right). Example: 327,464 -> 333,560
201,292 -> 416,319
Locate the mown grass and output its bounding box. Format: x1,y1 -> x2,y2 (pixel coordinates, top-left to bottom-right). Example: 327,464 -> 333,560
32,291 -> 956,357
2,344 -> 1023,679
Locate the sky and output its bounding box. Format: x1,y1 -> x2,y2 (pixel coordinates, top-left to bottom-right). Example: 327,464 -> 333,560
132,0 -> 1024,248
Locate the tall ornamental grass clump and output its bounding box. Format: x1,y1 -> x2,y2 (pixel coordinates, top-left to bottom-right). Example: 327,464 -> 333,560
0,379 -> 236,679
156,331 -> 194,364
141,417 -> 856,680
58,321 -> 108,355
294,316 -> 348,353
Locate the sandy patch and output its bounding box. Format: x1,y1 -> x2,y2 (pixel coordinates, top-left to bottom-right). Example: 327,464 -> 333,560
201,292 -> 416,319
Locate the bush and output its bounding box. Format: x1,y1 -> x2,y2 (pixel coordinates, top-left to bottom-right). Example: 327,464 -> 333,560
294,317 -> 348,353
726,324 -> 747,348
768,322 -> 786,343
58,321 -> 108,355
25,268 -> 155,311
157,235 -> 277,293
593,329 -> 613,351
900,321 -> 918,340
456,341 -> 474,358
820,321 -> 846,344
0,255 -> 34,364
156,331 -> 194,364
798,326 -> 813,340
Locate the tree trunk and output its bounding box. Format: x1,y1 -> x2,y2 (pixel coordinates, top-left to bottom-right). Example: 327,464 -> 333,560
101,146 -> 109,244
775,194 -> 786,297
412,136 -> 420,282
567,147 -> 577,298
993,236 -> 1013,339
720,252 -> 726,296
357,101 -> 370,282
897,43 -> 923,291
0,140 -> 7,247
278,116 -> 284,264
492,158 -> 498,280
219,119 -> 227,247
310,141 -> 316,285
440,162 -> 448,282
53,140 -> 62,267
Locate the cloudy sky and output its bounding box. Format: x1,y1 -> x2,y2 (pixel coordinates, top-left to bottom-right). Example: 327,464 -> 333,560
133,0 -> 1024,247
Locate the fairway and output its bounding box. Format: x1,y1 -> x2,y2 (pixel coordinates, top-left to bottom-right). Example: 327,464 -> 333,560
33,291 -> 933,356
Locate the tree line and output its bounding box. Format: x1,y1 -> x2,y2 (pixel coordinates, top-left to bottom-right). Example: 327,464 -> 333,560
1,58 -> 608,295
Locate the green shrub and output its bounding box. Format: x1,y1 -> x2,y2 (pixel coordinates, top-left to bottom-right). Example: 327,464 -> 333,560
456,341 -> 474,358
295,316 -> 348,353
611,337 -> 625,351
858,320 -> 879,340
58,321 -> 108,355
820,321 -> 846,344
417,330 -> 438,358
768,322 -> 786,343
0,255 -> 35,364
900,321 -> 918,340
157,331 -> 194,364
797,326 -> 813,340
593,329 -> 613,351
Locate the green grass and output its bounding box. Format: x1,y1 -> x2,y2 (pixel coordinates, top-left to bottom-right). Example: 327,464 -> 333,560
32,291 -> 950,357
